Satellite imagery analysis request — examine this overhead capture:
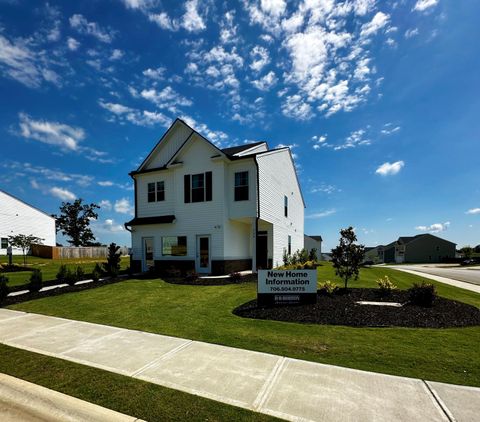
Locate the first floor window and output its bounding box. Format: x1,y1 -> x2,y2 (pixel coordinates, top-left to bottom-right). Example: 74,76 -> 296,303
234,171 -> 249,201
162,236 -> 187,256
288,235 -> 291,255
148,181 -> 165,202
1,238 -> 8,249
284,195 -> 288,217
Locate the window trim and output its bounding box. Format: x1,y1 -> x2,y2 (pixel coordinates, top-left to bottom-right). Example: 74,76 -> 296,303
234,171 -> 249,201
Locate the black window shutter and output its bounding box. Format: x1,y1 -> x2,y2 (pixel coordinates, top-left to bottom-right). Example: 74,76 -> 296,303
184,174 -> 190,203
205,171 -> 212,201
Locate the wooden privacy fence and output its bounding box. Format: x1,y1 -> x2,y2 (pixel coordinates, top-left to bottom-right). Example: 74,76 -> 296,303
31,244 -> 130,259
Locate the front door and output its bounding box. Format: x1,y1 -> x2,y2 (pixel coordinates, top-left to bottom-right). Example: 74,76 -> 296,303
196,235 -> 210,273
143,237 -> 154,271
256,231 -> 268,269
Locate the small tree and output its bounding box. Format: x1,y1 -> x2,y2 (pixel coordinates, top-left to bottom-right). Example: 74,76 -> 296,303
308,248 -> 317,262
0,274 -> 10,301
7,234 -> 44,265
28,269 -> 42,292
460,246 -> 473,259
54,199 -> 100,246
103,243 -> 121,277
331,227 -> 365,289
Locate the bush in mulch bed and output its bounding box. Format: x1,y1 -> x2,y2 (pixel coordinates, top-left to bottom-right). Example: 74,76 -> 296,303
233,288 -> 480,328
1,275 -> 131,307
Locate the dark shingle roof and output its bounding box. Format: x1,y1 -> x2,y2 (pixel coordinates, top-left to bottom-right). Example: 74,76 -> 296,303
221,141 -> 265,157
125,215 -> 175,227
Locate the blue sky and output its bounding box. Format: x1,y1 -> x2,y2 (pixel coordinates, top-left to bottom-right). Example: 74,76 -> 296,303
1,0 -> 479,250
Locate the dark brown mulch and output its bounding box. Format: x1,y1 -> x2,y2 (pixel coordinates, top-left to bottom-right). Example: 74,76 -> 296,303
163,274 -> 258,286
1,276 -> 131,307
233,288 -> 480,328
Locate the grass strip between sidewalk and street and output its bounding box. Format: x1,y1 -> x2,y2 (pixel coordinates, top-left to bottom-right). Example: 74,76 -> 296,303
0,343 -> 279,422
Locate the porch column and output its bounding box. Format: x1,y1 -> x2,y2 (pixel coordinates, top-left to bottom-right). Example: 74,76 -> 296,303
251,217 -> 257,272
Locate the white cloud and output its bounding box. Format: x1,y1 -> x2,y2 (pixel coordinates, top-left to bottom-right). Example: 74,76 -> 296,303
18,113 -> 85,151
50,187 -> 76,201
306,209 -> 336,219
67,37 -> 80,51
114,198 -> 134,215
148,13 -> 179,31
102,219 -> 125,233
180,115 -> 228,145
405,28 -> 419,39
121,0 -> 154,9
142,67 -> 166,80
0,34 -> 61,88
413,0 -> 439,12
381,124 -> 401,135
250,45 -> 270,72
182,0 -> 206,32
140,86 -> 192,110
251,71 -> 277,91
99,199 -> 112,210
415,222 -> 450,233
466,208 -> 480,215
281,95 -> 314,120
360,12 -> 390,39
310,184 -> 340,194
110,49 -> 124,60
98,181 -> 114,187
353,0 -> 376,16
220,11 -> 239,44
375,160 -> 405,176
69,14 -> 114,43
99,100 -> 134,115
98,99 -> 170,127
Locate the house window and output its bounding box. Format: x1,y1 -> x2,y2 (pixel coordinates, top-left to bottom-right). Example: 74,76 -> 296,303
284,195 -> 288,217
148,181 -> 165,202
162,236 -> 187,256
1,238 -> 7,249
184,172 -> 212,203
288,235 -> 291,255
234,171 -> 249,201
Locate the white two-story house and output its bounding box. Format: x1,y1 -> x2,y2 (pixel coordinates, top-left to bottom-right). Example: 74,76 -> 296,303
126,118 -> 305,275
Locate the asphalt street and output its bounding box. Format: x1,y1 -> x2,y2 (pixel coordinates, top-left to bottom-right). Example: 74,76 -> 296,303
396,265 -> 480,286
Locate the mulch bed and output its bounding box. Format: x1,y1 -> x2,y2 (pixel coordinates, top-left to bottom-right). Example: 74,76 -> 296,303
1,276 -> 131,307
162,274 -> 258,286
233,288 -> 480,328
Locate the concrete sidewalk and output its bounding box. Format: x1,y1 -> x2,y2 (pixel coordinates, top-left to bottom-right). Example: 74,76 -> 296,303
391,267 -> 480,294
0,309 -> 479,422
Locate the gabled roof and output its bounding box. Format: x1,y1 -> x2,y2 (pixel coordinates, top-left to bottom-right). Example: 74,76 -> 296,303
305,235 -> 323,242
221,141 -> 266,157
0,189 -> 55,220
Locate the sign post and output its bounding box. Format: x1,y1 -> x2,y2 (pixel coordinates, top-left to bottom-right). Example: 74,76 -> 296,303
257,269 -> 317,306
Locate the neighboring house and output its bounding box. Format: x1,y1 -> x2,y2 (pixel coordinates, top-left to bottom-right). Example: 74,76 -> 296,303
0,190 -> 56,255
126,118 -> 305,275
304,235 -> 322,261
369,234 -> 456,264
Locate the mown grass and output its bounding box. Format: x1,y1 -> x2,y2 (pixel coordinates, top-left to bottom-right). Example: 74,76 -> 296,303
0,255 -> 130,287
0,344 -> 278,422
9,263 -> 480,387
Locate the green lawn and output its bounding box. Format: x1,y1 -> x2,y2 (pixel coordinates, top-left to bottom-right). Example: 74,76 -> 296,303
0,344 -> 278,422
0,255 -> 130,287
9,263 -> 480,387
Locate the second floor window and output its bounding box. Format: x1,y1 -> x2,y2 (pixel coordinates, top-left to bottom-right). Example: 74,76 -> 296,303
148,181 -> 165,202
234,171 -> 249,201
184,172 -> 212,203
284,195 -> 288,217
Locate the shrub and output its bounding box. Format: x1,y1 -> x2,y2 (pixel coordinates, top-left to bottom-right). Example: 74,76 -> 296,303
92,263 -> 102,282
319,280 -> 337,295
299,248 -> 309,264
64,268 -> 77,286
282,249 -> 290,266
229,272 -> 242,282
0,274 -> 9,300
75,266 -> 85,281
185,271 -> 199,282
303,260 -> 317,269
308,248 -> 317,262
56,264 -> 68,283
103,243 -> 121,277
28,269 -> 42,292
408,281 -> 437,307
376,275 -> 397,296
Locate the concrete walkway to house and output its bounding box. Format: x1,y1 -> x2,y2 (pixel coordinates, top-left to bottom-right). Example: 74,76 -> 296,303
390,266 -> 480,294
0,308 -> 479,422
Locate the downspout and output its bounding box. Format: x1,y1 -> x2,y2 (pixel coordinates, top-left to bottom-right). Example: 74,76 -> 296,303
123,175 -> 137,233
253,156 -> 260,273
